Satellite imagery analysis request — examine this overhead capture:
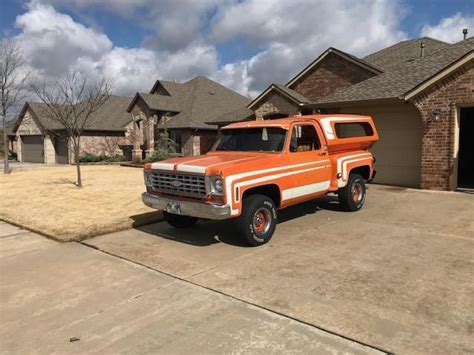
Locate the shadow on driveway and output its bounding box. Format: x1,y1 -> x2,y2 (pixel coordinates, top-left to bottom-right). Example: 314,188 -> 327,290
132,194 -> 347,247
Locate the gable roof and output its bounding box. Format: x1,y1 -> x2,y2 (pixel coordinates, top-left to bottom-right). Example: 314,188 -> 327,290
137,76 -> 250,130
247,83 -> 311,110
286,47 -> 383,88
13,95 -> 133,134
149,79 -> 184,96
313,37 -> 474,105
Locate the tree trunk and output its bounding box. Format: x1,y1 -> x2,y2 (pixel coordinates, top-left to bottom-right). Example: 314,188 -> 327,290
74,136 -> 82,187
2,112 -> 11,174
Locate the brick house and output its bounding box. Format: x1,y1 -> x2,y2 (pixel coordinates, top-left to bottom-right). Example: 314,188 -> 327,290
126,76 -> 250,161
215,37 -> 474,191
11,95 -> 134,164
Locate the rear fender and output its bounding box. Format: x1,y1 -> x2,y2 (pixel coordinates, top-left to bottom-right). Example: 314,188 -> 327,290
331,153 -> 374,189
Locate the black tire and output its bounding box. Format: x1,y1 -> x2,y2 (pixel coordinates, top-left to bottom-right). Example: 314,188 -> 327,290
237,194 -> 277,246
163,211 -> 198,228
338,173 -> 367,212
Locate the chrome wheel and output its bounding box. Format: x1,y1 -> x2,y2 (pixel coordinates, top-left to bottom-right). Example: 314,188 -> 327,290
351,182 -> 363,202
253,207 -> 272,236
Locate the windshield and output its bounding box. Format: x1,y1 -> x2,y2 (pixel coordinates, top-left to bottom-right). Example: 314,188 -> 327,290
214,127 -> 287,152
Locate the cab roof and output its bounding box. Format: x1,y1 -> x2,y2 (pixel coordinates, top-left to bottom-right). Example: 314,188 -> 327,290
222,114 -> 372,130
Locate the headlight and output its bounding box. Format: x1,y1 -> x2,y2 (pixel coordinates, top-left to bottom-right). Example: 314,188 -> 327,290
208,175 -> 224,196
214,178 -> 224,194
144,170 -> 152,186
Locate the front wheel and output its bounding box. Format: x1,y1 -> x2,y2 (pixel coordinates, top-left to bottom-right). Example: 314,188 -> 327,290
163,211 -> 198,228
338,173 -> 367,211
237,194 -> 277,246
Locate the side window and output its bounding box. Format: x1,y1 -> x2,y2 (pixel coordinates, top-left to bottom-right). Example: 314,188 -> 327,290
290,125 -> 321,152
335,122 -> 374,138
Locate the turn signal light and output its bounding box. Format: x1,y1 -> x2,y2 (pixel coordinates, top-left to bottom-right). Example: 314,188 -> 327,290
210,195 -> 225,205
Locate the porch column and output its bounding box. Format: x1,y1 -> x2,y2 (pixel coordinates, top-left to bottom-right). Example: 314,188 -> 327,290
145,116 -> 155,158
43,135 -> 56,164
132,119 -> 143,163
16,135 -> 22,162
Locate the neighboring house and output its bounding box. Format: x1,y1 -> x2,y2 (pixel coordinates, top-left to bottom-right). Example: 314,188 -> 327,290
126,76 -> 250,161
12,95 -> 134,164
215,36 -> 474,191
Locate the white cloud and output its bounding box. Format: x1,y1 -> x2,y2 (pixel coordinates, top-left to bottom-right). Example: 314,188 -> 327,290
16,2 -> 112,77
14,2 -> 219,96
421,13 -> 473,43
14,0 -> 413,99
210,0 -> 407,94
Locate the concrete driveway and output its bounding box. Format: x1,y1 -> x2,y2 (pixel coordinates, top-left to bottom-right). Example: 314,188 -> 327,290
0,222 -> 382,354
84,185 -> 474,354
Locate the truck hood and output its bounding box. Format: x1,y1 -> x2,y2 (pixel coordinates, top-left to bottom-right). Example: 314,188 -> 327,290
151,152 -> 280,175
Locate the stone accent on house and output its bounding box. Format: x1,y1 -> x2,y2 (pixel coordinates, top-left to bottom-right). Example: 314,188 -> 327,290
129,97 -> 159,161
16,136 -> 23,162
44,135 -> 56,164
16,109 -> 42,135
290,53 -> 377,101
410,60 -> 474,190
254,93 -> 301,119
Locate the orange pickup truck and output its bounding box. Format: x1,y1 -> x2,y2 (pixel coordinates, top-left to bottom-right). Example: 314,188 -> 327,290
143,114 -> 379,246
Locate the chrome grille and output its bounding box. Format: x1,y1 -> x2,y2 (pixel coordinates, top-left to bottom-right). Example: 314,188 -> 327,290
150,171 -> 206,198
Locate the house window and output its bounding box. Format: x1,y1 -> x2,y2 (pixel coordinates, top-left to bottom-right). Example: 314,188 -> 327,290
290,125 -> 320,152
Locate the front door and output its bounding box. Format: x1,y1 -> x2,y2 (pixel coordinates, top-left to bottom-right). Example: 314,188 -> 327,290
282,123 -> 331,203
458,107 -> 474,189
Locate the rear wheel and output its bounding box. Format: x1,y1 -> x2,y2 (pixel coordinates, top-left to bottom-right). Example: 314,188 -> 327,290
338,173 -> 366,211
163,211 -> 198,228
237,194 -> 277,246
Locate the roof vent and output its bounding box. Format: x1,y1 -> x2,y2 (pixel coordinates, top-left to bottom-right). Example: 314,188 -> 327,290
208,91 -> 215,95
463,28 -> 468,40
420,42 -> 425,58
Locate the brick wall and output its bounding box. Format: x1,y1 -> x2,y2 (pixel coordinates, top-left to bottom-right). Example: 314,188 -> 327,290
254,93 -> 300,119
290,53 -> 377,101
79,135 -> 128,157
411,60 -> 474,190
181,130 -> 193,156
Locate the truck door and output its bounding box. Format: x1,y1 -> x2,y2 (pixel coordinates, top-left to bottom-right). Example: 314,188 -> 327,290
283,122 -> 332,202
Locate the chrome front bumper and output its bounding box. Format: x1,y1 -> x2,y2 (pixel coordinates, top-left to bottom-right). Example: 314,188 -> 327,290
141,192 -> 231,220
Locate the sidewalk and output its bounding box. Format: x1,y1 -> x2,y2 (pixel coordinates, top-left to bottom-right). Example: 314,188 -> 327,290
0,222 -> 381,354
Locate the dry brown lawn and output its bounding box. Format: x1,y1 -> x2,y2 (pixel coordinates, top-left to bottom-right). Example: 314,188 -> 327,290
0,165 -> 161,241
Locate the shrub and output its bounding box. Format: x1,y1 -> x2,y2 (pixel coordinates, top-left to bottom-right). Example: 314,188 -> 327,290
106,155 -> 126,162
79,154 -> 108,163
79,154 -> 126,163
143,130 -> 179,163
8,151 -> 17,160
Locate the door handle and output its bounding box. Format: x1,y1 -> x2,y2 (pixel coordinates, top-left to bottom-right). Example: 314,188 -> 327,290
318,151 -> 327,156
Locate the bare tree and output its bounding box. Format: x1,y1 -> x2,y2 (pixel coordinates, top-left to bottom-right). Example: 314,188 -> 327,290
32,72 -> 112,187
1,38 -> 30,174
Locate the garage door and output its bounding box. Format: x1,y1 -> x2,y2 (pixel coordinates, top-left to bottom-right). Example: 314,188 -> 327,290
55,138 -> 69,164
21,135 -> 44,163
338,103 -> 422,187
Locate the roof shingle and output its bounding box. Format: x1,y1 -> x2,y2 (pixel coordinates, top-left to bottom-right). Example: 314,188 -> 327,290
153,76 -> 251,130
315,37 -> 474,104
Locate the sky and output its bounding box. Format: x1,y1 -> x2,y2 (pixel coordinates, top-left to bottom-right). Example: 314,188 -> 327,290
0,0 -> 473,99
